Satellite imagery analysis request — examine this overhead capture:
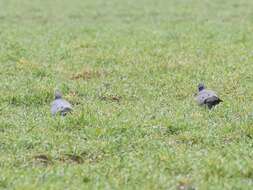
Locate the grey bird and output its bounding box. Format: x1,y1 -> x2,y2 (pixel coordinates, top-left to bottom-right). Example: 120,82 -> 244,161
51,90 -> 72,116
196,83 -> 223,109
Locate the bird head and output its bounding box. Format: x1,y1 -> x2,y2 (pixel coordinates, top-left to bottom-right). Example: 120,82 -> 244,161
54,90 -> 62,99
198,83 -> 205,92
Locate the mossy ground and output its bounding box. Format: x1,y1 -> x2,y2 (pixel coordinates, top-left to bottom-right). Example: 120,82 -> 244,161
0,0 -> 253,189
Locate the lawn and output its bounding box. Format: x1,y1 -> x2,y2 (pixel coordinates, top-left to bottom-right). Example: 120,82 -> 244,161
0,0 -> 253,189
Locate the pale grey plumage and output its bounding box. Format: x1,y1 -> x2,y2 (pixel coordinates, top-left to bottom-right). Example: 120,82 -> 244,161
51,91 -> 72,116
196,84 -> 222,109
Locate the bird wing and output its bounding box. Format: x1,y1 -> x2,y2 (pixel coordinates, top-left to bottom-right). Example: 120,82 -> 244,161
196,90 -> 218,105
51,99 -> 72,115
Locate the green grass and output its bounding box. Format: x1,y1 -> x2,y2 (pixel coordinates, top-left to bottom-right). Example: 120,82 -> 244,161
0,0 -> 253,189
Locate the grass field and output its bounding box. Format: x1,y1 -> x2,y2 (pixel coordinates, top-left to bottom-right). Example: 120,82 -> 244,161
0,0 -> 253,189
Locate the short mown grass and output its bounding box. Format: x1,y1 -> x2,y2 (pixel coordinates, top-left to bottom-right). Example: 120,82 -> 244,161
0,0 -> 253,189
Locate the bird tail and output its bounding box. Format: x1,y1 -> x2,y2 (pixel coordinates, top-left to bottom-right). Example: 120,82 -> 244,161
205,97 -> 223,109
61,107 -> 72,116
